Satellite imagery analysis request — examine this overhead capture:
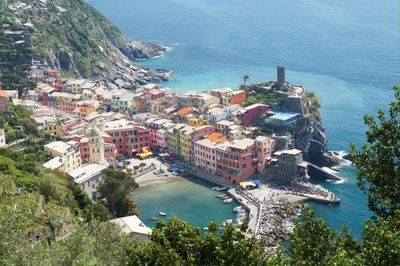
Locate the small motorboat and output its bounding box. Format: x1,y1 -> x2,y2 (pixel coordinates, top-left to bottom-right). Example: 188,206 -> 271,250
211,186 -> 219,190
216,186 -> 228,191
223,198 -> 233,203
203,227 -> 209,230
233,206 -> 244,212
147,216 -> 159,221
216,194 -> 227,199
159,212 -> 167,216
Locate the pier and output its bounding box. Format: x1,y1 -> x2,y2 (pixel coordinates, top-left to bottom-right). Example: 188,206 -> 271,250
227,188 -> 261,235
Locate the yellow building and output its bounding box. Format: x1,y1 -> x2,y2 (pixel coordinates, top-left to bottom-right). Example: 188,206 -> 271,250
167,124 -> 186,157
43,122 -> 64,137
187,117 -> 208,127
179,126 -> 195,163
79,103 -> 96,118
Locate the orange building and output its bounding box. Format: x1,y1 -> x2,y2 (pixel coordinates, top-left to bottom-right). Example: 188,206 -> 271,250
222,90 -> 247,106
79,103 -> 96,118
0,90 -> 7,113
207,132 -> 228,143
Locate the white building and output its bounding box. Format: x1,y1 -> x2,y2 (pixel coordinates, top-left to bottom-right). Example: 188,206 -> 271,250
0,128 -> 6,147
43,140 -> 81,172
68,161 -> 109,201
207,104 -> 242,124
111,215 -> 152,240
110,90 -> 136,113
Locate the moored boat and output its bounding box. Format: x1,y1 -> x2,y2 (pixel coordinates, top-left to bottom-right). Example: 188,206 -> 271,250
223,198 -> 233,203
216,194 -> 227,199
159,212 -> 167,216
147,216 -> 158,221
233,206 -> 244,212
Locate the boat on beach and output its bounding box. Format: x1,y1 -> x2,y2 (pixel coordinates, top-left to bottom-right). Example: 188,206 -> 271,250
159,212 -> 167,216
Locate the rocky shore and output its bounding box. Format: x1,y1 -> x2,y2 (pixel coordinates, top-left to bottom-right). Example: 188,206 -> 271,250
256,199 -> 300,254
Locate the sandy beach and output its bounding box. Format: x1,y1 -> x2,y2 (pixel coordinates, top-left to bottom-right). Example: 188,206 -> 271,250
135,171 -> 184,187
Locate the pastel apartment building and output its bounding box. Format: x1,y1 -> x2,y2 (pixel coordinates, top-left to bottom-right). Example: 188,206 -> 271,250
179,125 -> 216,163
103,119 -> 151,157
0,91 -> 8,113
206,104 -> 242,124
43,140 -> 81,172
222,90 -> 247,106
233,103 -> 269,127
194,132 -> 228,173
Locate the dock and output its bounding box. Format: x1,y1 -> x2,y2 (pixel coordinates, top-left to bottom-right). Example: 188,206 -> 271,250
227,188 -> 262,235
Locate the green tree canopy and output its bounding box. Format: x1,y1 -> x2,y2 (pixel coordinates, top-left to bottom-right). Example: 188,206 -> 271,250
351,86 -> 400,218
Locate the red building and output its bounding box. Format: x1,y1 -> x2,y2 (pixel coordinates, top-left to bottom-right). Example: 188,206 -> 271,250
235,103 -> 269,127
103,120 -> 151,158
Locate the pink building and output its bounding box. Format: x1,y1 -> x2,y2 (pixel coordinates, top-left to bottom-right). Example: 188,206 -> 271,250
216,138 -> 256,183
214,136 -> 274,183
188,125 -> 216,163
234,103 -> 269,127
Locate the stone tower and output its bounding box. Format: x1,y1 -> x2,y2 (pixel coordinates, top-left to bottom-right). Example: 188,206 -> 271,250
277,65 -> 285,88
89,126 -> 105,163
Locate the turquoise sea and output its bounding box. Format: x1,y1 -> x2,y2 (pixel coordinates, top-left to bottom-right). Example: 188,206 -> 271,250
89,0 -> 400,236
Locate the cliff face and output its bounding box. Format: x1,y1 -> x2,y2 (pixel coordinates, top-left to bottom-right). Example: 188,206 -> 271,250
248,83 -> 332,166
2,0 -> 168,89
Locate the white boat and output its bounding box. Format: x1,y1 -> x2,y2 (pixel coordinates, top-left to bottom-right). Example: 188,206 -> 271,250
203,227 -> 209,230
159,212 -> 167,216
236,213 -> 247,218
211,186 -> 219,190
223,198 -> 233,203
216,186 -> 228,191
233,206 -> 244,212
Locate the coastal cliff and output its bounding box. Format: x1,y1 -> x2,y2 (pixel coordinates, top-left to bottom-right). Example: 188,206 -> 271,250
1,0 -> 168,89
247,81 -> 334,168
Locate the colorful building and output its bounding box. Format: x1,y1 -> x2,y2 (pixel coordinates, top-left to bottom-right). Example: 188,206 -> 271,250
0,90 -> 8,113
233,103 -> 269,127
103,119 -> 151,158
222,90 -> 246,106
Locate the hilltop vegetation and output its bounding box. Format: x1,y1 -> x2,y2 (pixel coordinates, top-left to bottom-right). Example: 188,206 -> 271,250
0,0 -> 167,89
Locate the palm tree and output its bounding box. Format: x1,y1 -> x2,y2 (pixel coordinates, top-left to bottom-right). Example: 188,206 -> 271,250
242,74 -> 250,86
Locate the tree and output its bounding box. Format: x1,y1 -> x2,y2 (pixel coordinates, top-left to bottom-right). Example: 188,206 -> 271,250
128,217 -> 263,265
97,168 -> 138,217
83,203 -> 112,222
351,86 -> 400,218
243,74 -> 250,86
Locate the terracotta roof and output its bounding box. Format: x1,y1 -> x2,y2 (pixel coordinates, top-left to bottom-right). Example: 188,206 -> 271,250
0,90 -> 7,97
177,107 -> 197,116
207,132 -> 228,143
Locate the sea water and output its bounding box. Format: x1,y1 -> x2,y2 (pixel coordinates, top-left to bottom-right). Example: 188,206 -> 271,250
89,0 -> 400,236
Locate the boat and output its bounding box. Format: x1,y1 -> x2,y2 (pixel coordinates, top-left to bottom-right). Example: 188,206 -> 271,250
159,212 -> 167,216
216,194 -> 227,199
147,216 -> 159,221
215,186 -> 228,191
233,206 -> 244,212
223,198 -> 233,203
211,186 -> 219,190
236,213 -> 247,218
203,227 -> 209,230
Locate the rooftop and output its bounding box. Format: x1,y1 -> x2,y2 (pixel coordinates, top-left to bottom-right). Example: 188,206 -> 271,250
111,215 -> 152,236
207,132 -> 228,143
177,107 -> 198,116
69,161 -> 109,184
42,156 -> 64,170
44,141 -> 74,154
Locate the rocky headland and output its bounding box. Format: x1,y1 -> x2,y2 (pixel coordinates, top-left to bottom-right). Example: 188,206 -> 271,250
1,0 -> 170,90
